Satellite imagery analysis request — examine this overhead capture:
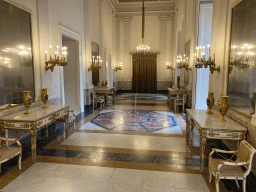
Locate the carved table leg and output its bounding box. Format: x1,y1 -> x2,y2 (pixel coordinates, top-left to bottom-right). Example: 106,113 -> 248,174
105,93 -> 109,107
30,126 -> 38,162
199,129 -> 207,172
0,124 -> 5,145
64,114 -> 69,139
186,117 -> 190,144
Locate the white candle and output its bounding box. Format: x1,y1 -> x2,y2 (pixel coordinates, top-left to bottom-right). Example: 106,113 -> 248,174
207,44 -> 211,59
200,46 -> 202,60
56,46 -> 59,57
45,51 -> 47,62
196,47 -> 199,60
49,45 -> 52,58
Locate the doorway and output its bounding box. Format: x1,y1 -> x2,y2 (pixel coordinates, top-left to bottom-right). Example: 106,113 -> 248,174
195,1 -> 213,109
62,36 -> 80,112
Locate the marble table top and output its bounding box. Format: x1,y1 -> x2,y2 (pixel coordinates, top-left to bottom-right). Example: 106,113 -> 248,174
186,109 -> 247,132
0,105 -> 69,122
95,86 -> 114,91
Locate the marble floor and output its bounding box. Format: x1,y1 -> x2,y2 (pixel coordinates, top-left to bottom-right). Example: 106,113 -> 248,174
0,93 -> 231,192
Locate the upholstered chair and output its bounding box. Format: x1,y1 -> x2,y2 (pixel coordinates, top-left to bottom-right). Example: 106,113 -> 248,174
92,92 -> 105,111
0,137 -> 22,172
55,110 -> 76,131
209,140 -> 256,192
174,94 -> 187,113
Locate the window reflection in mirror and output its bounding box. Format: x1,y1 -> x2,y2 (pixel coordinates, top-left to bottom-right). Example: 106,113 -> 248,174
0,0 -> 34,108
228,0 -> 256,117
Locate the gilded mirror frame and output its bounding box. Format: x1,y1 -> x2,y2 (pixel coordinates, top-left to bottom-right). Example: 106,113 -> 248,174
0,0 -> 35,111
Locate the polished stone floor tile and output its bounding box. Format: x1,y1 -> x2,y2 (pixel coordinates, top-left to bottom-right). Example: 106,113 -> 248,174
61,132 -> 191,152
79,166 -> 114,182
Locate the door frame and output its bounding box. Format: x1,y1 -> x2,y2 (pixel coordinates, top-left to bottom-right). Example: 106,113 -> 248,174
58,25 -> 84,112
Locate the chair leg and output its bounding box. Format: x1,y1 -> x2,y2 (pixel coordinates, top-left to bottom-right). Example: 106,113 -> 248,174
235,179 -> 240,188
243,179 -> 246,192
19,153 -> 22,170
216,181 -> 219,192
209,168 -> 212,183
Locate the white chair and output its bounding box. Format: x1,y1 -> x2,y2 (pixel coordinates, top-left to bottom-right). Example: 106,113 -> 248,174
174,94 -> 187,113
92,92 -> 105,111
0,137 -> 22,172
55,110 -> 76,131
209,140 -> 256,192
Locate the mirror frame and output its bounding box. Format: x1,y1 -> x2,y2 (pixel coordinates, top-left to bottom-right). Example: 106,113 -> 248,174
227,0 -> 254,119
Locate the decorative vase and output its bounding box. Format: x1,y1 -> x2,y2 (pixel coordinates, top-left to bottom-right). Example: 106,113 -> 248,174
41,88 -> 49,108
102,81 -> 104,87
219,96 -> 229,123
23,91 -> 32,114
251,92 -> 256,114
206,92 -> 215,114
105,81 -> 108,88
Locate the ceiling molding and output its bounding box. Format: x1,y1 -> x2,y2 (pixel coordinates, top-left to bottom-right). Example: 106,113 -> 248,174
108,0 -> 176,13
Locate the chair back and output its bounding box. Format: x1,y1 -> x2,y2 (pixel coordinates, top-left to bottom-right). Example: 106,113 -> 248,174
237,140 -> 256,176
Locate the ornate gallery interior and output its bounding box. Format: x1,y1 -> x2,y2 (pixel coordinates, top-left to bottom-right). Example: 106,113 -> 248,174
0,0 -> 256,191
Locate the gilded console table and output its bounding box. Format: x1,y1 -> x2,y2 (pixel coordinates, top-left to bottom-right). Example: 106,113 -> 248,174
0,105 -> 69,162
95,87 -> 115,107
186,109 -> 247,172
167,88 -> 187,108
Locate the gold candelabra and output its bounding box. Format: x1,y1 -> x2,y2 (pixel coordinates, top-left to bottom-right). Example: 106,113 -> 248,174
88,55 -> 102,71
166,61 -> 175,71
114,62 -> 123,72
45,46 -> 67,72
176,55 -> 191,71
194,45 -> 220,74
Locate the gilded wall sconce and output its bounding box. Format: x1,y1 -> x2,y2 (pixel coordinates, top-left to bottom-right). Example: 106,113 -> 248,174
166,61 -> 175,71
176,55 -> 192,71
194,45 -> 220,74
88,55 -> 102,71
114,62 -> 123,72
45,46 -> 67,72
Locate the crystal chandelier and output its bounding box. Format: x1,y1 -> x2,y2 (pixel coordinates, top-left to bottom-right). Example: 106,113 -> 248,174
135,0 -> 151,55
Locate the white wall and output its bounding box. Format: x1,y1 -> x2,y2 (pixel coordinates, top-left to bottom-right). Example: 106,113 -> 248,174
115,14 -> 174,84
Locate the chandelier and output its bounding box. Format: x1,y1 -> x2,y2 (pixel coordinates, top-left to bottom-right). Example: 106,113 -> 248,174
135,0 -> 151,55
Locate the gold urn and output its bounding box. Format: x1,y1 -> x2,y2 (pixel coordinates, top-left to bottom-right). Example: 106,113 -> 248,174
206,92 -> 215,114
219,96 -> 229,123
41,88 -> 49,108
23,91 -> 32,114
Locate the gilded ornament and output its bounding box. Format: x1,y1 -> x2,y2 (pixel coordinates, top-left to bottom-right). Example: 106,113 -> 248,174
41,88 -> 49,108
23,91 -> 32,114
206,92 -> 215,114
208,132 -> 220,137
219,96 -> 229,123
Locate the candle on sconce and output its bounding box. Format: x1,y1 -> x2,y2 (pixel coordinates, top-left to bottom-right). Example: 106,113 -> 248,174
203,46 -> 205,60
200,46 -> 202,60
56,46 -> 59,58
45,51 -> 47,62
207,44 -> 211,59
196,47 -> 199,60
49,45 -> 52,58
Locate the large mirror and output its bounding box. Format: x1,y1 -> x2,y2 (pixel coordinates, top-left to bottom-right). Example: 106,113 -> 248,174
228,0 -> 256,117
91,42 -> 99,86
184,40 -> 190,87
0,0 -> 34,109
